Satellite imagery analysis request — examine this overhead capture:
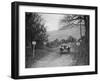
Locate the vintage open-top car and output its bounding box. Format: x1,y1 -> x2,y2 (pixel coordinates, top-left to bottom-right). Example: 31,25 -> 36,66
59,43 -> 71,54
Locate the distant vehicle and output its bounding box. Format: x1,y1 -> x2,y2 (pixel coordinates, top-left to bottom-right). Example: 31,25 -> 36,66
59,43 -> 71,54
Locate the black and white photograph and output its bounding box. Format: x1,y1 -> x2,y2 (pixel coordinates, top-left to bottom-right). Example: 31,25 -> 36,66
25,12 -> 90,68
11,1 -> 97,79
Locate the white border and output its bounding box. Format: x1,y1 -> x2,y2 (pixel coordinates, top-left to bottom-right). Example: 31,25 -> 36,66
19,5 -> 95,76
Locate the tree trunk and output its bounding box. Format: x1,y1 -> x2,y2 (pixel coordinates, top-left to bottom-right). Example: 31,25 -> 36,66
84,16 -> 89,43
80,20 -> 82,39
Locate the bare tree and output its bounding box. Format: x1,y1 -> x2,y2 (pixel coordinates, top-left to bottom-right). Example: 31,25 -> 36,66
60,15 -> 89,41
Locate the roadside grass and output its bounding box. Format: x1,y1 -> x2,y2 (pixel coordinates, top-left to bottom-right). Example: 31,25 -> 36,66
25,46 -> 54,68
72,40 -> 89,66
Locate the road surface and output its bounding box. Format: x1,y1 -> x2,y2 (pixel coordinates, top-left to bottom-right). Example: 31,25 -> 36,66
31,47 -> 77,68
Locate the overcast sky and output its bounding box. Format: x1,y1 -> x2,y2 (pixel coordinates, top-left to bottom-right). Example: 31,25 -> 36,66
40,13 -> 64,32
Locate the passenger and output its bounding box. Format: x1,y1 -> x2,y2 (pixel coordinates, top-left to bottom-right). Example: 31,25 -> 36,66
67,46 -> 70,52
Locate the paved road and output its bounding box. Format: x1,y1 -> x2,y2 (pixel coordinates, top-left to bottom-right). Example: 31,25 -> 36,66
31,47 -> 76,68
